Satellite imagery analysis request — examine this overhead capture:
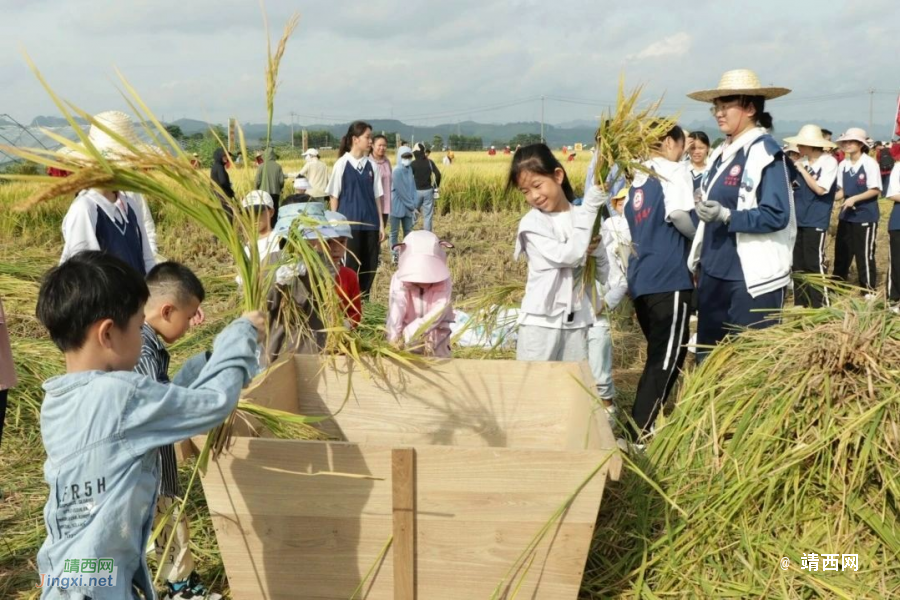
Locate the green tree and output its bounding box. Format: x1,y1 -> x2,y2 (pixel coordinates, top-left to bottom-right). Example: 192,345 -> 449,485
433,135 -> 443,150
509,133 -> 541,147
164,124 -> 184,140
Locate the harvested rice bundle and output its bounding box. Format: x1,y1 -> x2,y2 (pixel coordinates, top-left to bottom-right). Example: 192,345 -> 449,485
584,299 -> 900,598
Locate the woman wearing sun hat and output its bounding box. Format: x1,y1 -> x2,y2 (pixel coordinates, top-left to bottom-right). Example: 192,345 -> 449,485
686,69 -> 795,360
783,124 -> 839,308
832,127 -> 882,294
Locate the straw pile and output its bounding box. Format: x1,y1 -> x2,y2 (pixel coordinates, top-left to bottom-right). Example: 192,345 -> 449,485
585,299 -> 900,598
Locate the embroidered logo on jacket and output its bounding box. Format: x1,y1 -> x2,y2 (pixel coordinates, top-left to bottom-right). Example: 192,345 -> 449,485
632,189 -> 644,210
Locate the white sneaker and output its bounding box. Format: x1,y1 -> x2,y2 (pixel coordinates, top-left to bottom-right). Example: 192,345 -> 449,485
890,305 -> 900,315
603,402 -> 618,429
864,293 -> 878,302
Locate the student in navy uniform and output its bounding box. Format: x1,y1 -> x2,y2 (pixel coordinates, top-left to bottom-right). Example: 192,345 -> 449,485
326,121 -> 386,299
687,131 -> 711,193
783,124 -> 839,308
60,188 -> 156,276
623,123 -> 696,441
885,161 -> 900,310
832,128 -> 883,294
686,69 -> 795,361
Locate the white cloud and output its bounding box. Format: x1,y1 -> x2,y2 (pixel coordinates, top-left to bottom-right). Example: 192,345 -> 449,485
630,32 -> 692,60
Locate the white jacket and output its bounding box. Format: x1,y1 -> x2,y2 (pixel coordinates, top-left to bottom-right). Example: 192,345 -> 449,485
688,127 -> 796,298
514,190 -> 604,322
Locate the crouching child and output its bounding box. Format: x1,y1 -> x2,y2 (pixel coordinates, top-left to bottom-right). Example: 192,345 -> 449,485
386,230 -> 454,357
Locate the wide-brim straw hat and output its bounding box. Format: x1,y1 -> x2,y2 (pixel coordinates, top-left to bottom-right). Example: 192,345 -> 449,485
835,128 -> 869,146
58,111 -> 161,162
688,69 -> 791,102
784,124 -> 836,149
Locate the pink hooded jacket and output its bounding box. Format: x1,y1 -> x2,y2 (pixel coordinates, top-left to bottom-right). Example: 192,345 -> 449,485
386,231 -> 454,357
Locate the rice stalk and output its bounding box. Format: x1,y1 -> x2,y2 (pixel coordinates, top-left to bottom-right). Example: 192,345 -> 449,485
583,298 -> 900,598
584,76 -> 678,303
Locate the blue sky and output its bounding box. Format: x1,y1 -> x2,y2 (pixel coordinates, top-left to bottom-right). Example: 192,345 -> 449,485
0,0 -> 897,133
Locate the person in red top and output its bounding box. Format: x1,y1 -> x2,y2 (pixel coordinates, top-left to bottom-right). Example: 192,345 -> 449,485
487,146 -> 497,156
326,210 -> 363,327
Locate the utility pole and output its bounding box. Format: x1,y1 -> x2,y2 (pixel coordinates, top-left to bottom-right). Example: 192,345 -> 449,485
868,88 -> 875,134
540,96 -> 545,143
289,112 -> 297,147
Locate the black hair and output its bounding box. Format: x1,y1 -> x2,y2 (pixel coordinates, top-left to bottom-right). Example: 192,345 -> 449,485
688,130 -> 711,147
506,143 -> 575,202
282,193 -> 312,206
146,261 -> 205,306
372,134 -> 387,144
718,95 -> 774,130
338,121 -> 373,157
36,251 -> 149,352
821,129 -> 832,137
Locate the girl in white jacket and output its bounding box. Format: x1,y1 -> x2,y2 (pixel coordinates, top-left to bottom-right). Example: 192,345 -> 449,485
509,144 -> 609,362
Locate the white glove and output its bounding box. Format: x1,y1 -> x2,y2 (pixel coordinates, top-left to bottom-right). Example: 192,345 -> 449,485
583,185 -> 610,210
275,263 -> 305,285
696,200 -> 731,224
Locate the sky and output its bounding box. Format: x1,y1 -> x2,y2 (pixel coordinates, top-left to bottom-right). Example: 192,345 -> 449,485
0,0 -> 898,133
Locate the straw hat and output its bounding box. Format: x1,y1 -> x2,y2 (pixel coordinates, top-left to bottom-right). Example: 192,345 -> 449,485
687,69 -> 791,102
60,111 -> 160,161
835,128 -> 869,146
784,143 -> 800,155
784,125 -> 836,150
293,177 -> 310,191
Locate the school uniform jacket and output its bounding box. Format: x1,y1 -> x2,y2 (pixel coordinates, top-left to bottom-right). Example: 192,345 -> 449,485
688,127 -> 796,298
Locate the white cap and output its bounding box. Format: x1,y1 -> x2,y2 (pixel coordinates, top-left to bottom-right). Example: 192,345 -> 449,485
293,177 -> 310,191
241,190 -> 274,210
303,148 -> 319,157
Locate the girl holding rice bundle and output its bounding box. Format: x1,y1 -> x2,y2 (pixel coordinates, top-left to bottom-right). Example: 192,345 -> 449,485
623,123 -> 696,440
509,144 -> 609,363
686,69 -> 795,361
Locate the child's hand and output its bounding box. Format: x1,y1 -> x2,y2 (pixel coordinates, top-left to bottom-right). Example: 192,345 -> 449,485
587,235 -> 602,256
241,310 -> 266,343
190,307 -> 206,327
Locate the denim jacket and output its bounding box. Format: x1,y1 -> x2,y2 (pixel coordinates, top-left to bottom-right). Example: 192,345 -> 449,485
37,319 -> 259,599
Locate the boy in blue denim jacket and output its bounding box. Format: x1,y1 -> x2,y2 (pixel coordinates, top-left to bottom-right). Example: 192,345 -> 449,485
35,251 -> 264,600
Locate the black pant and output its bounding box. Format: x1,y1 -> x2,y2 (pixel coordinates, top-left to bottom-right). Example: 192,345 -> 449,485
0,389 -> 7,451
346,230 -> 381,299
270,194 -> 281,228
793,227 -> 829,308
630,290 -> 692,440
833,221 -> 877,291
889,230 -> 900,302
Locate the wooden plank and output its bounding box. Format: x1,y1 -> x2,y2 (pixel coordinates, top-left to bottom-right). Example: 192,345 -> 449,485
291,355 -> 614,453
392,448 -> 416,600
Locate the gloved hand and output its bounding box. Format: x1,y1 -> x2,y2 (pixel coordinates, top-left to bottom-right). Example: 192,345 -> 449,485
583,185 -> 611,210
696,200 -> 731,224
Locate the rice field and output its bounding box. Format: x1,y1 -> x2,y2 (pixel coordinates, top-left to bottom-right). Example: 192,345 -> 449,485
1,151 -> 897,598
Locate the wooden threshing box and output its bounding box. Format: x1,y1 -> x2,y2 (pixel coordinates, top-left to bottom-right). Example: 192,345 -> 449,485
198,355 -> 621,599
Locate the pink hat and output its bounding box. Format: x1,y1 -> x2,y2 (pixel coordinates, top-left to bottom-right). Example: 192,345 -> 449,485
835,128 -> 869,146
393,230 -> 453,284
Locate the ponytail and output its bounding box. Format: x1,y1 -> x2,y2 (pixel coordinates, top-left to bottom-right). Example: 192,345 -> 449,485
757,111 -> 774,130
338,120 -> 373,158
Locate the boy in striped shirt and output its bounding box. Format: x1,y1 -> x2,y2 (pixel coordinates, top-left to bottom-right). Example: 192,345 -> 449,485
134,262 -> 219,600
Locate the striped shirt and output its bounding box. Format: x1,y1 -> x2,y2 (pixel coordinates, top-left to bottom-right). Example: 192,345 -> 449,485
133,323 -> 180,497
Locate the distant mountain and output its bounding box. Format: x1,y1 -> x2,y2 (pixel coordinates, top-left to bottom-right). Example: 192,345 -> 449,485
170,118 -> 213,136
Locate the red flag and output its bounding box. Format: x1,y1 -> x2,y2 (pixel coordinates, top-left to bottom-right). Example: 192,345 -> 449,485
895,91 -> 900,137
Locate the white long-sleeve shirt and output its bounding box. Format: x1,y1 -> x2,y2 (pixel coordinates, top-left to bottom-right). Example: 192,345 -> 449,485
60,189 -> 156,274
514,196 -> 604,329
127,192 -> 158,256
